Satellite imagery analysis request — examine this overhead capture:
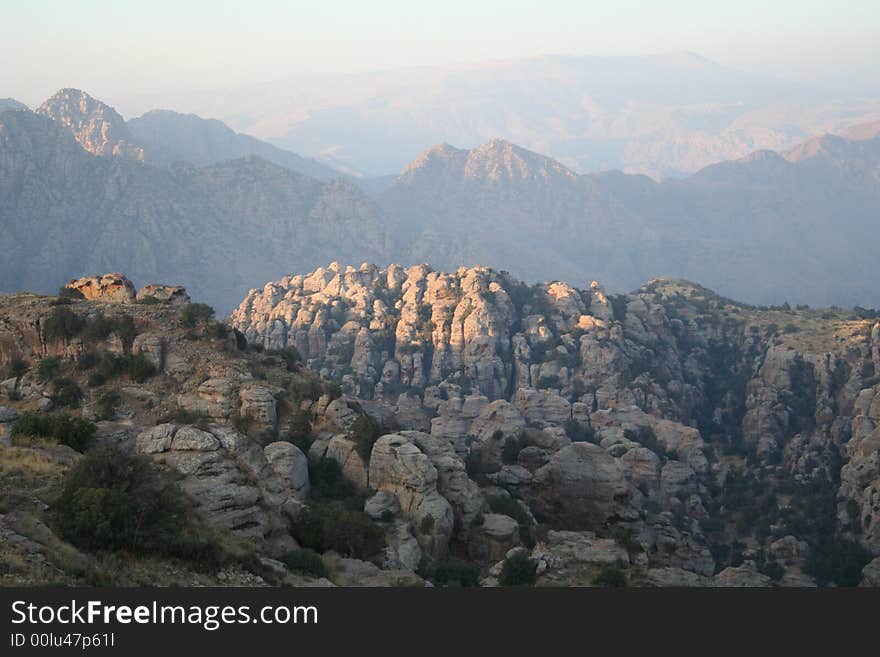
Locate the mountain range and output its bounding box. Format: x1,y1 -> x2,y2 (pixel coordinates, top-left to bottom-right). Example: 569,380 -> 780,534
2,87 -> 880,312
114,53 -> 880,179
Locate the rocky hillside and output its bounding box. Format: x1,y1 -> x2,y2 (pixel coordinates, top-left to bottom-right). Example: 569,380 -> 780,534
36,88 -> 146,161
0,108 -> 388,313
127,109 -> 344,181
232,263 -> 880,585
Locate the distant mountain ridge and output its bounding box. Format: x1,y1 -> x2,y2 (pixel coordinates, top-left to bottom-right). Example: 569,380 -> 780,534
3,87 -> 880,311
0,107 -> 388,313
113,52 -> 880,179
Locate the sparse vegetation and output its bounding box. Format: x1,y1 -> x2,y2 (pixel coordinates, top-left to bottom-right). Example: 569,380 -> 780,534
53,445 -> 222,567
499,551 -> 536,586
179,303 -> 215,328
292,502 -> 384,560
11,413 -> 96,452
418,558 -> 480,587
282,548 -> 327,578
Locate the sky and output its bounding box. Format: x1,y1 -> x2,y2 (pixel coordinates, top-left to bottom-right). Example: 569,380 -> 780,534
2,0 -> 880,106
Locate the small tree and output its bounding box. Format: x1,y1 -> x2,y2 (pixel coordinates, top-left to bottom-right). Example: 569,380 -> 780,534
351,414 -> 381,461
499,552 -> 536,586
179,303 -> 215,328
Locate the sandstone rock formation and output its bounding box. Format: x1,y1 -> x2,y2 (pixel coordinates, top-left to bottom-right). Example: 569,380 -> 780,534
64,274 -> 136,303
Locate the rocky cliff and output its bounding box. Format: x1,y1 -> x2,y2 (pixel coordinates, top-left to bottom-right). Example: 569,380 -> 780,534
232,263 -> 880,585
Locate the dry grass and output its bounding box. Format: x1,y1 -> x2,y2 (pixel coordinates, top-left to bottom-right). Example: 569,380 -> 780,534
0,446 -> 67,476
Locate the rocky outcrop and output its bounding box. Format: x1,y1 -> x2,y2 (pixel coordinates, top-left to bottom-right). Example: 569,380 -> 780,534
64,274 -> 136,303
367,433 -> 454,558
527,442 -> 635,528
36,88 -> 145,160
838,384 -> 880,552
136,285 -> 190,305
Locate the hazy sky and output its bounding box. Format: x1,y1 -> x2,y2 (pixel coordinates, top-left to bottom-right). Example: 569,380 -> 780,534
3,0 -> 879,106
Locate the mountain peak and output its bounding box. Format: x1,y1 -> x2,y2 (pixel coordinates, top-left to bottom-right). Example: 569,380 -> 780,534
36,88 -> 144,160
464,138 -> 577,182
400,138 -> 577,183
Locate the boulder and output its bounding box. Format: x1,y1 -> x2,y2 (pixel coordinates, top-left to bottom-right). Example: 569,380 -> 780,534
368,433 -> 454,558
170,426 -> 220,451
263,442 -> 310,502
64,273 -> 135,303
528,442 -> 635,528
136,284 -> 190,305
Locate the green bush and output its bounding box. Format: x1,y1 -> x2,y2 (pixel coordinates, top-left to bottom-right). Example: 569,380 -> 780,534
292,502 -> 384,560
309,458 -> 357,502
804,538 -> 872,587
8,357 -> 29,379
593,567 -> 627,587
43,306 -> 87,341
351,414 -> 381,461
287,376 -> 322,404
53,445 -> 221,567
95,392 -> 121,420
268,347 -> 302,371
501,434 -> 528,464
36,356 -> 61,383
499,552 -> 536,586
179,303 -> 215,328
323,380 -> 342,400
286,409 -> 313,451
51,377 -> 82,407
127,352 -> 157,383
282,548 -> 327,578
11,413 -> 96,451
564,419 -> 596,443
418,558 -> 480,587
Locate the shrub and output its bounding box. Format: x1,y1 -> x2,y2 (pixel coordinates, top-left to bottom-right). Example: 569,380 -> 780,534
323,380 -> 342,400
172,408 -> 210,430
536,375 -> 560,388
58,286 -> 85,300
95,392 -> 121,420
501,434 -> 528,464
282,548 -> 327,578
287,376 -> 322,404
309,458 -> 357,502
564,419 -> 596,443
419,515 -> 435,535
206,322 -> 228,340
804,538 -> 872,587
127,352 -> 157,383
609,295 -> 628,322
36,356 -> 61,383
11,413 -> 96,451
51,377 -> 83,407
499,552 -> 536,586
593,567 -> 627,587
271,347 -> 302,371
351,414 -> 381,461
418,558 -> 480,587
292,502 -> 384,560
43,306 -> 86,341
179,303 -> 215,328
8,357 -> 29,379
53,445 -> 221,567
233,329 -> 248,351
